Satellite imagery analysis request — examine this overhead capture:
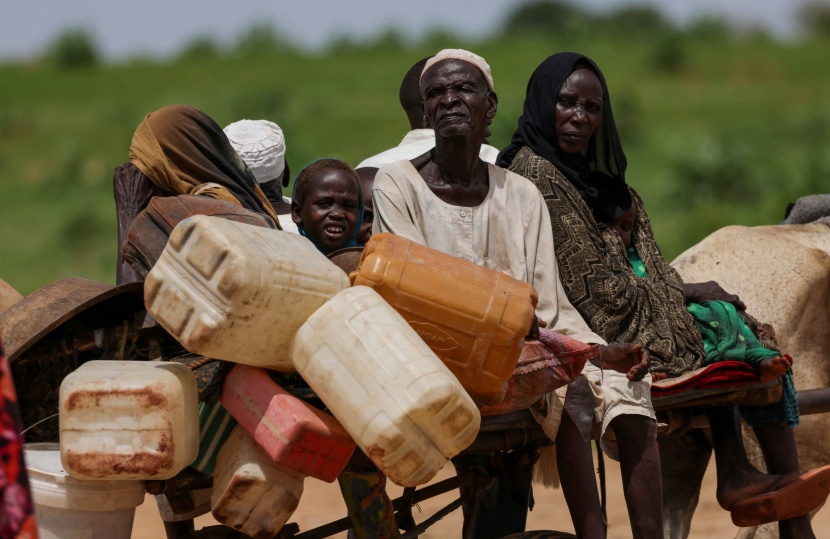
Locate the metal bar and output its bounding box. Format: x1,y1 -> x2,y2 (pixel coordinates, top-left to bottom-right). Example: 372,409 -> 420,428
400,497 -> 464,539
394,472 -> 471,508
458,427 -> 550,455
289,516 -> 351,539
797,387 -> 830,416
290,472 -> 474,539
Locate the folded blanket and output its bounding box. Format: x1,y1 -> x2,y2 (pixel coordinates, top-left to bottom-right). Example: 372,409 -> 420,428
651,360 -> 759,397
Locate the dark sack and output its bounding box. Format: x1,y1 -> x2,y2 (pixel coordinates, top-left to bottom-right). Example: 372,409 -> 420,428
122,194 -> 276,279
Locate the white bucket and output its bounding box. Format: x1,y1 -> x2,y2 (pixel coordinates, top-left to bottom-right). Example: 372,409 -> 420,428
25,443 -> 146,539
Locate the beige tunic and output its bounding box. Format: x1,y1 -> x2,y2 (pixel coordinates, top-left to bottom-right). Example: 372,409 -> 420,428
372,159 -> 605,345
358,129 -> 500,169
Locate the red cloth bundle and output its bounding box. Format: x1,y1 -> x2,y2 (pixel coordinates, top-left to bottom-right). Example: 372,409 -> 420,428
650,360 -> 760,397
480,329 -> 598,416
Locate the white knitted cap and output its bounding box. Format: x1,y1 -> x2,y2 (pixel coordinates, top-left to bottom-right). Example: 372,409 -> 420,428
223,119 -> 286,184
420,49 -> 494,92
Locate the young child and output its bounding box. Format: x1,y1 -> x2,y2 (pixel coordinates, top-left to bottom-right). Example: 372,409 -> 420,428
292,161 -> 397,536
290,159 -> 363,254
355,167 -> 377,245
607,197 -> 799,425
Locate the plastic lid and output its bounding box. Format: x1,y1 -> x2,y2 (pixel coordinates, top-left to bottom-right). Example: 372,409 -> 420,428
25,444 -> 146,511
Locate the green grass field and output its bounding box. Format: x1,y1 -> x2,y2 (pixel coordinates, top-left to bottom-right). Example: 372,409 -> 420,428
1,32 -> 829,295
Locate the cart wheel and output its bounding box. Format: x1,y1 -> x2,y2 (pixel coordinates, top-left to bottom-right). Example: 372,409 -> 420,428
501,532 -> 577,539
180,525 -> 247,539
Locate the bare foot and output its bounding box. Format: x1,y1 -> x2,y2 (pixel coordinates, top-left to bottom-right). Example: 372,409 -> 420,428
759,355 -> 793,383
651,372 -> 668,382
717,469 -> 800,511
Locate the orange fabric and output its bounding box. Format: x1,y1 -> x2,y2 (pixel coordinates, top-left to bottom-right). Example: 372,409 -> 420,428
129,105 -> 279,225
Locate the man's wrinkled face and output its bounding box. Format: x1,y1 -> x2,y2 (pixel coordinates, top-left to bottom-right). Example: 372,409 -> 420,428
421,59 -> 496,140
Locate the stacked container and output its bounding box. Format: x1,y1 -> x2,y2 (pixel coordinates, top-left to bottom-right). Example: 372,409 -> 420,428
351,233 -> 538,405
212,426 -> 304,539
26,443 -> 146,539
59,360 -> 198,480
292,286 -> 481,487
144,215 -> 350,371
220,364 -> 356,482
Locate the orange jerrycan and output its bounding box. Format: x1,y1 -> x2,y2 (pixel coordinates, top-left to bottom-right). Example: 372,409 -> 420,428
350,233 -> 538,405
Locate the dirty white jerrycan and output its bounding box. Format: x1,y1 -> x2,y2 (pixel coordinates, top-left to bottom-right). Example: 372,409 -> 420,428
212,426 -> 304,539
59,360 -> 199,480
292,286 -> 481,487
144,214 -> 350,371
26,443 -> 146,539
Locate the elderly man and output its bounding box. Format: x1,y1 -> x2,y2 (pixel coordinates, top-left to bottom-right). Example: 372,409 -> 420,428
372,49 -> 659,539
357,57 -> 499,171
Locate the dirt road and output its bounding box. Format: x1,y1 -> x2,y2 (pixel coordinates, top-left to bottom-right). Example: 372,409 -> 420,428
131,455 -> 830,538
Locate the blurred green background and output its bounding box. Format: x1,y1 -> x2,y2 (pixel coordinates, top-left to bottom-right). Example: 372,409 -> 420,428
1,1 -> 829,295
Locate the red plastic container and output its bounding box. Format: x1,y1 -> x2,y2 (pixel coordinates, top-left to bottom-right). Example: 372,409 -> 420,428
220,364 -> 356,483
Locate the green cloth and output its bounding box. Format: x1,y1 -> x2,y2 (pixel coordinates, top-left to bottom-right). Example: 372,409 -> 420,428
192,401 -> 238,475
627,246 -> 799,426
688,300 -> 780,366
628,246 -> 648,278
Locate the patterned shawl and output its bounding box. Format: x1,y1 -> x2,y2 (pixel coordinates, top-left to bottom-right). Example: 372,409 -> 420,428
508,146 -> 705,377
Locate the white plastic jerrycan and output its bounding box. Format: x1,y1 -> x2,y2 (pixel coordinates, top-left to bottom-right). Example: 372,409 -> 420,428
59,360 -> 198,480
144,214 -> 350,371
26,443 -> 146,539
292,286 -> 481,487
212,426 -> 304,539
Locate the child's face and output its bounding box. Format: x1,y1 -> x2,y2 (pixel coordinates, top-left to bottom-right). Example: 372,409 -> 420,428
356,168 -> 376,245
292,168 -> 360,252
611,205 -> 636,249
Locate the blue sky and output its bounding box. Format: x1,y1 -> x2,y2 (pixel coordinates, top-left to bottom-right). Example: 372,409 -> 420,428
1,0 -> 807,60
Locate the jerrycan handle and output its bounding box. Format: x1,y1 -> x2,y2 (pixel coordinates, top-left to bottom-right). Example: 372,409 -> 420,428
349,233 -> 388,284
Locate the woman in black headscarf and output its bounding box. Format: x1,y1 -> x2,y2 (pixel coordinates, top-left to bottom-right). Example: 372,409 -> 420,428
500,53 -> 823,538
499,53 -> 706,377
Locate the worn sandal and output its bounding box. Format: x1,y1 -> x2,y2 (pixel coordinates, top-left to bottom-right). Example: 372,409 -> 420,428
730,464 -> 830,527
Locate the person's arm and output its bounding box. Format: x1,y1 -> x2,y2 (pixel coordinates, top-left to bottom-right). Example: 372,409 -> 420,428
525,189 -> 651,380
524,189 -> 606,345
371,169 -> 427,244
562,194 -> 676,322
681,281 -> 747,311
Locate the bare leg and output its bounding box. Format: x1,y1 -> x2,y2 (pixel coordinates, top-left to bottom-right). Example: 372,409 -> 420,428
611,414 -> 663,539
707,407 -> 798,510
754,422 -> 816,539
658,429 -> 712,539
555,377 -> 606,539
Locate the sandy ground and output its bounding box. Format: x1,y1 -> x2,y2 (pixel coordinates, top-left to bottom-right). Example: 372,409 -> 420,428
131,455 -> 830,538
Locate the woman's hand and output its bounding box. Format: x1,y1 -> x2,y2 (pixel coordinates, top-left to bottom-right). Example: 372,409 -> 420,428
527,315 -> 548,340
681,281 -> 746,311
593,343 -> 651,381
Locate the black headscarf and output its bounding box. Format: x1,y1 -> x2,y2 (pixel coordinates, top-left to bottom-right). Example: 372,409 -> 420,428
498,53 -> 630,222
